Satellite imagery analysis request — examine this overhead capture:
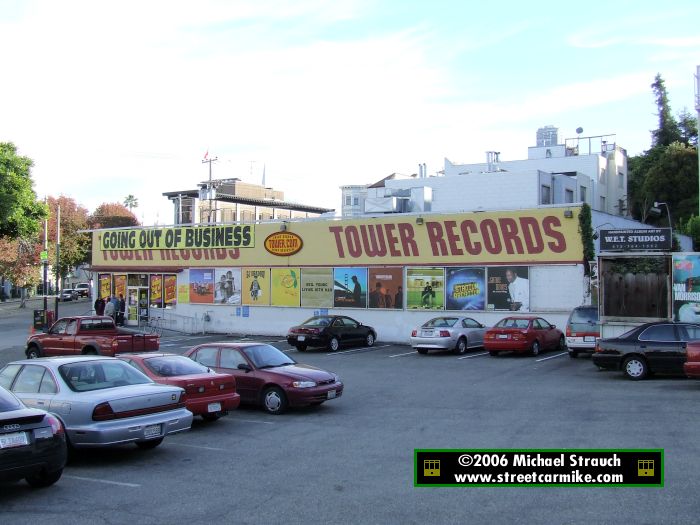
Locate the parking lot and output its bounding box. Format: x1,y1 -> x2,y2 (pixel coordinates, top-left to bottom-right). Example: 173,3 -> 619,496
2,302 -> 700,524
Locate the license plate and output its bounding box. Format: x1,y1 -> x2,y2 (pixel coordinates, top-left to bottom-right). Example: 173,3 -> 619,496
327,390 -> 336,399
297,335 -> 306,341
0,431 -> 29,449
584,336 -> 596,342
143,424 -> 162,439
497,334 -> 508,339
421,330 -> 433,337
207,402 -> 222,413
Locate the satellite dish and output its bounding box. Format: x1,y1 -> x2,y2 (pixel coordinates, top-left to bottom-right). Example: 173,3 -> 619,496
576,127 -> 584,135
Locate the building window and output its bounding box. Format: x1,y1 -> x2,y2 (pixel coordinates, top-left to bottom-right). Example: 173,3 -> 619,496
344,195 -> 351,206
618,172 -> 624,189
353,197 -> 359,206
618,199 -> 625,216
580,186 -> 587,203
600,196 -> 606,210
540,185 -> 551,205
565,189 -> 574,203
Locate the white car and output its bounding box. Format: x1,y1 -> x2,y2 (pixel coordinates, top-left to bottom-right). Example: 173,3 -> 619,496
410,316 -> 487,355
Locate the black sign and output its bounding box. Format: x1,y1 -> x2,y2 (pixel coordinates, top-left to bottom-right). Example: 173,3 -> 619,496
599,228 -> 672,251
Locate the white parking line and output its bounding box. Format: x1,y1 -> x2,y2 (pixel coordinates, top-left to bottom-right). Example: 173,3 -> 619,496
236,419 -> 275,425
169,443 -> 229,452
389,351 -> 418,358
457,352 -> 489,360
536,352 -> 568,362
326,344 -> 390,356
64,475 -> 140,488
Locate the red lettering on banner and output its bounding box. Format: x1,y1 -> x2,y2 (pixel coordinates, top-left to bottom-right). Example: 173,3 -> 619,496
519,217 -> 544,253
480,219 -> 502,254
329,226 -> 345,258
460,220 -> 481,255
498,218 -> 524,254
360,225 -> 387,257
397,223 -> 418,256
345,226 -> 362,258
384,224 -> 401,256
444,220 -> 464,256
543,216 -> 566,252
426,222 -> 448,256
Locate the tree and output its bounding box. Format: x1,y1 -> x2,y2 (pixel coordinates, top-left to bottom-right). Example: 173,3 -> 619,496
46,196 -> 91,280
0,236 -> 42,304
88,203 -> 140,229
650,74 -> 682,147
0,142 -> 48,239
124,195 -> 139,211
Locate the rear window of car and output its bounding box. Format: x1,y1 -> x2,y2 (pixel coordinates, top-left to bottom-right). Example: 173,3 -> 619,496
59,361 -> 152,392
424,318 -> 458,328
495,318 -> 530,329
0,386 -> 22,412
80,319 -> 116,330
570,307 -> 598,323
301,317 -> 331,326
143,356 -> 209,377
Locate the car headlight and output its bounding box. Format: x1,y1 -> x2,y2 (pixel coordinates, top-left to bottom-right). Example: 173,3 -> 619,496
292,380 -> 316,388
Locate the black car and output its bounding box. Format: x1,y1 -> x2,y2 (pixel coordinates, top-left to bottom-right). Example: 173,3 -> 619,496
0,386 -> 67,488
287,315 -> 377,352
591,322 -> 700,380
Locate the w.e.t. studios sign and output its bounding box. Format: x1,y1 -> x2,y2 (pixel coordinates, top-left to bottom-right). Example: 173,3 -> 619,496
599,228 -> 672,251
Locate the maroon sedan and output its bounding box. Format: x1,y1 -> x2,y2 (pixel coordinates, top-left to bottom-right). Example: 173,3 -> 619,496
685,341 -> 700,378
184,343 -> 343,415
117,353 -> 240,421
484,316 -> 565,357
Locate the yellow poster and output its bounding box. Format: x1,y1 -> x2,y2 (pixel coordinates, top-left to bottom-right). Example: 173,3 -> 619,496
150,274 -> 163,306
164,275 -> 177,306
271,268 -> 301,307
177,283 -> 189,304
99,274 -> 111,298
113,274 -> 127,300
242,268 -> 270,306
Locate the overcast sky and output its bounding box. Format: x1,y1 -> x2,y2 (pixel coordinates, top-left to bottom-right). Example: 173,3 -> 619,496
2,0 -> 699,225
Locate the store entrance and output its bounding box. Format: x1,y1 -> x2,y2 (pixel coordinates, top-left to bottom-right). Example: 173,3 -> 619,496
126,287 -> 149,327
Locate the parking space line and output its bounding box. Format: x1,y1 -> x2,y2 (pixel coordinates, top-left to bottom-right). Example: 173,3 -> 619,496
389,351 -> 418,358
326,344 -> 390,356
457,352 -> 489,360
236,419 -> 275,425
169,443 -> 229,452
64,475 -> 140,488
536,352 -> 568,362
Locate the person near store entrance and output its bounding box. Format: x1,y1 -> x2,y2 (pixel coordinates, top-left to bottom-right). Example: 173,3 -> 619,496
117,294 -> 126,326
94,296 -> 105,315
104,296 -> 115,319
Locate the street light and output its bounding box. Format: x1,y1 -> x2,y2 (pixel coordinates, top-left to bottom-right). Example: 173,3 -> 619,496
649,201 -> 672,235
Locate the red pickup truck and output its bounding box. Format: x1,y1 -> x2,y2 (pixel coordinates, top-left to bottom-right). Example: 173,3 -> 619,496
26,316 -> 160,358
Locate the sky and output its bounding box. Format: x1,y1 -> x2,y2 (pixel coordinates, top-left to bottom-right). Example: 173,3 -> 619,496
1,0 -> 699,226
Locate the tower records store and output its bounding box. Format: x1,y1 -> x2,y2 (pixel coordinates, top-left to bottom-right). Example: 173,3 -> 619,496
90,206 -> 587,342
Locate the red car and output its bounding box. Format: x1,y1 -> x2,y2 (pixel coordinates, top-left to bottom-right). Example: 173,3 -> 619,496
484,316 -> 565,356
685,341 -> 700,378
184,343 -> 343,415
117,353 -> 240,421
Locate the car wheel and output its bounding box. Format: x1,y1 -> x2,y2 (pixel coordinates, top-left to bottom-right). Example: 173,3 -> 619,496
530,340 -> 541,356
489,351 -> 499,357
296,344 -> 307,352
454,337 -> 467,355
262,386 -> 288,415
623,356 -> 648,380
201,413 -> 221,422
569,350 -> 579,359
25,468 -> 63,488
558,336 -> 566,351
416,348 -> 428,355
365,332 -> 375,347
26,346 -> 41,359
328,337 -> 340,352
135,438 -> 164,450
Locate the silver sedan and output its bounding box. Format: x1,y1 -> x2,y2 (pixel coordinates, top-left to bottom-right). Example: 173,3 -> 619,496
410,316 -> 487,355
0,356 -> 193,449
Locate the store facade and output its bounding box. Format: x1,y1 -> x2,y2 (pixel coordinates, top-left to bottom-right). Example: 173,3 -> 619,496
90,206 -> 588,342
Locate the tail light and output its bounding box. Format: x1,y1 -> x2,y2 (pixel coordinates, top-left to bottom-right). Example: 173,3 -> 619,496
511,332 -> 524,341
566,326 -> 572,336
595,342 -> 602,353
439,331 -> 450,337
45,414 -> 64,436
92,402 -> 116,421
411,330 -> 417,337
485,332 -> 494,339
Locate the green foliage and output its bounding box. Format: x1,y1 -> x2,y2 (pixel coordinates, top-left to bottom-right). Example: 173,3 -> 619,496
0,142 -> 48,239
651,74 -> 682,147
679,216 -> 700,251
578,203 -> 594,274
47,196 -> 91,276
124,195 -> 139,211
89,203 -> 140,229
607,256 -> 667,275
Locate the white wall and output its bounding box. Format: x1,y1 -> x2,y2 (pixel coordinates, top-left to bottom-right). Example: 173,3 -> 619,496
161,265 -> 584,344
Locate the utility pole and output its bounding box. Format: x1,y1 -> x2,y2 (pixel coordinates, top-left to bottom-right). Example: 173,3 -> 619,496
202,155 -> 218,223
42,202 -> 48,325
54,205 -> 60,320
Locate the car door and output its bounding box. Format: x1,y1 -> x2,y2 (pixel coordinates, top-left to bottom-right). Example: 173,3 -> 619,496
330,317 -> 350,345
675,324 -> 700,373
636,324 -> 684,373
42,319 -> 70,356
219,347 -> 262,404
60,319 -> 79,355
8,364 -> 56,411
462,318 -> 484,347
342,317 -> 364,344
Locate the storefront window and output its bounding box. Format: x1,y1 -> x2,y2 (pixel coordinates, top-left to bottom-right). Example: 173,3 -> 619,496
150,274 -> 163,309
163,274 -> 177,309
128,274 -> 149,287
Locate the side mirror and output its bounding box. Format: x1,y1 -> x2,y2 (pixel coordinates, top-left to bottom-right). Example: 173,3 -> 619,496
237,363 -> 252,372
551,325 -> 556,329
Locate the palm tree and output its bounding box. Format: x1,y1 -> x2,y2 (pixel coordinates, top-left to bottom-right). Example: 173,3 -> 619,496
124,195 -> 138,211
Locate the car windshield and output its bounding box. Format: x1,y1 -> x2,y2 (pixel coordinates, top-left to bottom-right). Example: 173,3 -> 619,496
143,356 -> 209,377
242,345 -> 295,369
59,360 -> 153,392
495,318 -> 530,329
300,317 -> 332,327
0,386 -> 22,412
570,308 -> 598,323
423,318 -> 458,328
